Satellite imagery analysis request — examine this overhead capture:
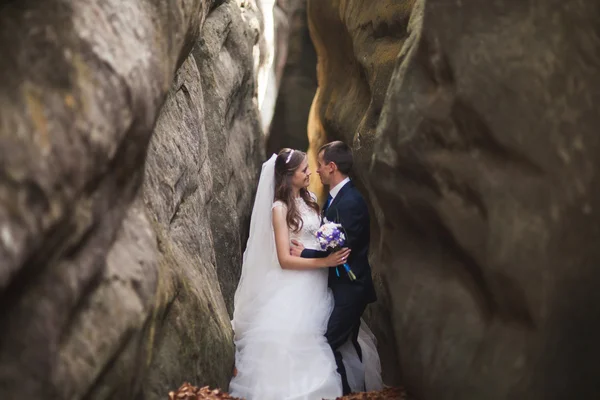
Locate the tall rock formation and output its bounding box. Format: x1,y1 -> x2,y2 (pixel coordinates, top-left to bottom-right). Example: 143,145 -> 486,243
0,0 -> 297,399
267,0 -> 318,154
307,0 -> 600,399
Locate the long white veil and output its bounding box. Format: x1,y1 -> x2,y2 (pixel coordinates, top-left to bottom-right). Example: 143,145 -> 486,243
232,154 -> 279,337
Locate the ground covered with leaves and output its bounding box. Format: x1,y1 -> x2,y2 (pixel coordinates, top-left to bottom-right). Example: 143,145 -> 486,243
168,383 -> 412,399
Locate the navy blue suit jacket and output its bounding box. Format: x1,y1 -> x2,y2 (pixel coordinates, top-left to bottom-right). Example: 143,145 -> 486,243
301,180 -> 377,304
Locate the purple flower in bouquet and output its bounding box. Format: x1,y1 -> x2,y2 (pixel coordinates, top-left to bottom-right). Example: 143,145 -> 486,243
316,220 -> 356,281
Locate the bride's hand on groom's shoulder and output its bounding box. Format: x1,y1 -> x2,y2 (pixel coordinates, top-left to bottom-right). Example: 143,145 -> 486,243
290,239 -> 304,257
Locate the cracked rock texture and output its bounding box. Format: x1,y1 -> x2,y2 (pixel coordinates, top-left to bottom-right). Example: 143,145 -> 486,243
0,0 -> 296,398
307,0 -> 600,399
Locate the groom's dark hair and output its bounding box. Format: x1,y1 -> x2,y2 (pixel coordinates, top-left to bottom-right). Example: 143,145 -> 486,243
319,141 -> 353,175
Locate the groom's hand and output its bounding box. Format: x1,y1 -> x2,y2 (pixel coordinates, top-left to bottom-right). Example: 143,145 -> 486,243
290,239 -> 305,257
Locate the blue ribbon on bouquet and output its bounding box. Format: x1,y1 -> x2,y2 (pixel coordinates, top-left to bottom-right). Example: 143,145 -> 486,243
336,263 -> 356,281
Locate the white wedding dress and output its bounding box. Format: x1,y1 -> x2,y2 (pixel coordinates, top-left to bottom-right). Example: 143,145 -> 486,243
229,155 -> 382,400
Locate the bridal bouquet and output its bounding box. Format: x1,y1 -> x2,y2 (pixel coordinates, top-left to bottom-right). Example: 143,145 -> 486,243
316,219 -> 357,281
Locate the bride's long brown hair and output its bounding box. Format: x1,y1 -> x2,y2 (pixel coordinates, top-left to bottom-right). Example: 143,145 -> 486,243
274,148 -> 319,232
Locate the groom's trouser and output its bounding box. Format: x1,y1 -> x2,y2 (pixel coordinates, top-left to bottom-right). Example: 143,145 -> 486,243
326,288 -> 366,395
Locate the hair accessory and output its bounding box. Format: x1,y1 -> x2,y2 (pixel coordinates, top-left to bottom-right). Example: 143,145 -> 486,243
285,149 -> 294,164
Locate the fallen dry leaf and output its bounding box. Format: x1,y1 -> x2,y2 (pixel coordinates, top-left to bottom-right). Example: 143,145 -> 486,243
335,387 -> 412,400
167,383 -> 243,400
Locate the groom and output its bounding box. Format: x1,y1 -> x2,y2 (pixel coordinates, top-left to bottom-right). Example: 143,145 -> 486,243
291,140 -> 377,395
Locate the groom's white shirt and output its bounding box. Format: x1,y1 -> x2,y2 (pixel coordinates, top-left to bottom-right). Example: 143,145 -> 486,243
329,177 -> 350,202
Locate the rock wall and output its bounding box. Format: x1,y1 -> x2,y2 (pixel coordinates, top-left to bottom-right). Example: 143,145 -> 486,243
255,0 -> 287,133
140,1 -> 266,397
307,0 -> 600,399
0,0 -> 295,399
267,0 -> 318,154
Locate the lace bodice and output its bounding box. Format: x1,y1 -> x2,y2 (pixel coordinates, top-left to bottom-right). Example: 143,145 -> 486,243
272,194 -> 321,250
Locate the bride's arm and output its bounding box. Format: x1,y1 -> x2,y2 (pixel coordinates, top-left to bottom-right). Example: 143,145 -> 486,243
272,205 -> 349,270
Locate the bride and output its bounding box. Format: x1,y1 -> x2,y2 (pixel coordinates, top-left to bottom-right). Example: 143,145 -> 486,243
229,149 -> 382,400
